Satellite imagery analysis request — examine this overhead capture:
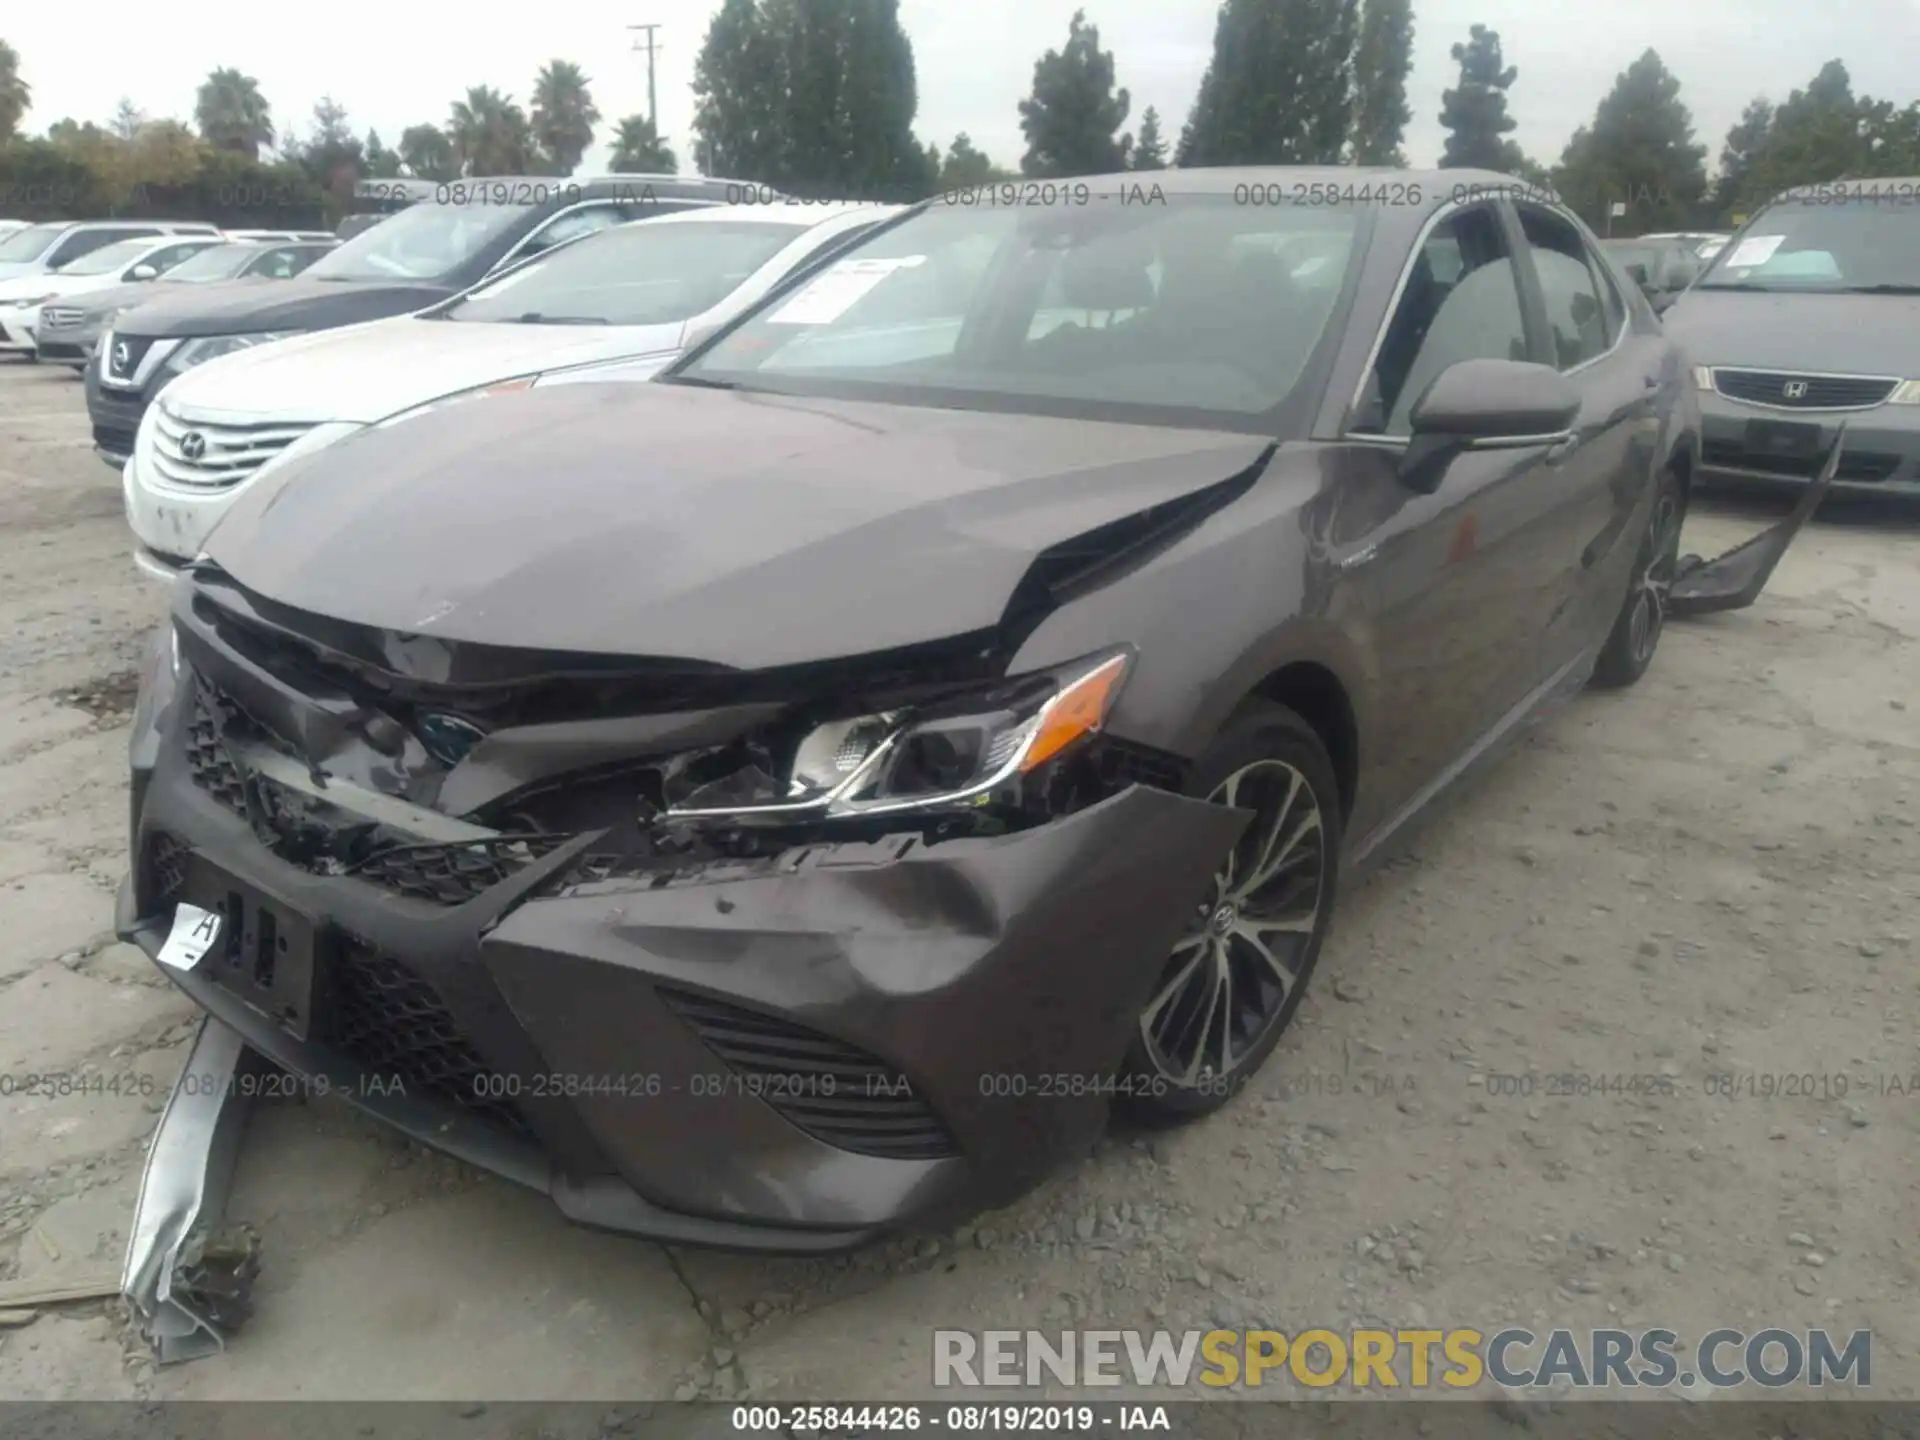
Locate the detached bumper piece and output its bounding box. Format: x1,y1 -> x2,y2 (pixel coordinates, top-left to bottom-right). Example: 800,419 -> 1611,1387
1669,423 -> 1843,619
121,1016 -> 265,1364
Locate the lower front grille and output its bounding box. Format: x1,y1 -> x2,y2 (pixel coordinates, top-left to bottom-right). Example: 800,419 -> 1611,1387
660,986 -> 959,1160
1703,439 -> 1902,482
186,686 -> 249,816
143,831 -> 191,910
348,837 -> 575,906
326,938 -> 532,1139
94,424 -> 138,457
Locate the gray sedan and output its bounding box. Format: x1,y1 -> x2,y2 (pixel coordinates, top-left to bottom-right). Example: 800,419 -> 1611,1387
36,240 -> 336,369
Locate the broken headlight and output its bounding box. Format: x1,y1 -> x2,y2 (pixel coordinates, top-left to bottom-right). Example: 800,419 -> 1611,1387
668,649 -> 1133,822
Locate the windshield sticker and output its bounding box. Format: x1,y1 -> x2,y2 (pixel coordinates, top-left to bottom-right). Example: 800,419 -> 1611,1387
765,255 -> 927,325
1723,234 -> 1785,269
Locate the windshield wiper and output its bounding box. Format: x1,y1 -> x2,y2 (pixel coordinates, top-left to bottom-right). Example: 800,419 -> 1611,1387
509,312 -> 608,325
1839,283 -> 1920,295
1694,282 -> 1775,292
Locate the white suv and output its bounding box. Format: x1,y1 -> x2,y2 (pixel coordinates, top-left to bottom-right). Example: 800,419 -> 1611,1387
0,234 -> 226,358
0,220 -> 219,283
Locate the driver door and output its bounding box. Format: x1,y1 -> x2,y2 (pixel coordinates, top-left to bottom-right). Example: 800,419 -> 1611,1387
1327,201 -> 1565,843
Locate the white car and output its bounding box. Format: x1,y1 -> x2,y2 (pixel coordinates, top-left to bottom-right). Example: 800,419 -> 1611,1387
0,219 -> 220,283
0,234 -> 226,357
122,202 -> 900,579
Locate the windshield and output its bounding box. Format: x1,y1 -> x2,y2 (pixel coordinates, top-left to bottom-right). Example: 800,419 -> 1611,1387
56,238 -> 160,275
161,245 -> 258,282
446,220 -> 806,326
305,201 -> 529,282
0,223 -> 64,263
1697,196 -> 1920,291
675,195 -> 1363,421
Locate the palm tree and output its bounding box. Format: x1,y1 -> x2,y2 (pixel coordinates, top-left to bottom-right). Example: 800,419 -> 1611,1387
530,60 -> 600,175
448,87 -> 535,176
0,40 -> 31,141
194,68 -> 274,159
607,115 -> 677,174
397,123 -> 458,181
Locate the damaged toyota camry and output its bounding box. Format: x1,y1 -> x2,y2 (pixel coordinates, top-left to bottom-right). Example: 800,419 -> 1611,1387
118,168 -> 1832,1252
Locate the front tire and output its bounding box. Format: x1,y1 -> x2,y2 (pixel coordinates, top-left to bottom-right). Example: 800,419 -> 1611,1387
1118,700 -> 1341,1123
1590,466 -> 1685,689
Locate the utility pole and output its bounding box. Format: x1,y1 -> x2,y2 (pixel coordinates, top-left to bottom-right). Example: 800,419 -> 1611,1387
629,24 -> 662,134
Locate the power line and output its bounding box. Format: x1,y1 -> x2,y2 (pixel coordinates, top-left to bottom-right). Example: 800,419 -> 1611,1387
628,24 -> 662,134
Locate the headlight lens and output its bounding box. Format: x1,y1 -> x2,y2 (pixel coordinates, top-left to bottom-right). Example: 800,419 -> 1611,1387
169,331 -> 302,373
668,650 -> 1134,822
1889,380 -> 1920,405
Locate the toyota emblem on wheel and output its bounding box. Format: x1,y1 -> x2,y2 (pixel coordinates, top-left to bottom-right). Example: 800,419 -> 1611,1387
1782,380 -> 1809,400
178,432 -> 207,462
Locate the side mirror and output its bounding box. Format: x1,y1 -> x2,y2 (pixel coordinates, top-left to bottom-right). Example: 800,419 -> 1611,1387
1397,358 -> 1580,494
1650,293 -> 1678,316
129,264 -> 159,281
1622,262 -> 1650,286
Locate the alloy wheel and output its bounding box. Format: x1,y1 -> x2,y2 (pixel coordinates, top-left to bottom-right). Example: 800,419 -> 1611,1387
1138,759 -> 1328,1087
1628,491 -> 1683,666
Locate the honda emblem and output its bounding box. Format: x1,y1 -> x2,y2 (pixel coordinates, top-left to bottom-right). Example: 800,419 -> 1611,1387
1782,380 -> 1809,400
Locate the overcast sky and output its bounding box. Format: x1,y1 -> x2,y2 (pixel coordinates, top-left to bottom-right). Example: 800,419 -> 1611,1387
7,0 -> 1919,177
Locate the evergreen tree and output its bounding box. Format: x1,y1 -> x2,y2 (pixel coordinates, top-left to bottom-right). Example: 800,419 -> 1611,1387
1349,0 -> 1413,165
1131,106 -> 1167,169
1551,50 -> 1707,233
1179,0 -> 1360,167
1017,9 -> 1132,177
1438,22 -> 1519,170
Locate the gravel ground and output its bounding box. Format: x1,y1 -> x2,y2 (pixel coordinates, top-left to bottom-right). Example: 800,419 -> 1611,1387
0,357 -> 1914,1411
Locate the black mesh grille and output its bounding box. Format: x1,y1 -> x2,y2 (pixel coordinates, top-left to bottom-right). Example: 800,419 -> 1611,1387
145,832 -> 190,909
1702,439 -> 1901,482
659,987 -> 959,1160
348,837 -> 574,906
327,938 -> 532,1139
185,686 -> 249,817
1714,371 -> 1897,409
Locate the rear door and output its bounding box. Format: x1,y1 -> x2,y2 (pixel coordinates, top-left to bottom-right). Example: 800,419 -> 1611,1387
1329,201 -> 1559,825
1508,202 -> 1664,677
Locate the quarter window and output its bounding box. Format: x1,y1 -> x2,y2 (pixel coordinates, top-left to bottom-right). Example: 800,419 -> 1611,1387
1519,208 -> 1609,369
1359,205 -> 1528,435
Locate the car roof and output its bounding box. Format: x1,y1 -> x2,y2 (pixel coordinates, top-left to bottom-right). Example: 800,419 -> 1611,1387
623,201 -> 903,228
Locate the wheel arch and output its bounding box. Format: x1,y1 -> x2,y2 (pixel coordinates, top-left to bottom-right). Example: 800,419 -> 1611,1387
1245,661 -> 1360,822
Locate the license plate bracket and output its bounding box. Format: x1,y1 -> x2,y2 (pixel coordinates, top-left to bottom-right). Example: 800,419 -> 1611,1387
1745,417 -> 1823,458
181,858 -> 327,1042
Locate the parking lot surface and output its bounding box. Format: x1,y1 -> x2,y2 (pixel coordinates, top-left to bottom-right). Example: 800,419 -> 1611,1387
0,358 -> 1914,1405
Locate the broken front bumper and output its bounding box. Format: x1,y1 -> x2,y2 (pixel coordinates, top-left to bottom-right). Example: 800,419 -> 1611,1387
120,683 -> 1245,1251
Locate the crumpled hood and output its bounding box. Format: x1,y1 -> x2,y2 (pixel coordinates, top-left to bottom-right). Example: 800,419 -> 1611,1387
109,276 -> 450,341
205,382 -> 1271,669
1661,288 -> 1920,373
163,316 -> 689,425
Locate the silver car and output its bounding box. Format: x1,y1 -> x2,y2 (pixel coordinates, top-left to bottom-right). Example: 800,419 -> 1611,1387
37,240 -> 336,370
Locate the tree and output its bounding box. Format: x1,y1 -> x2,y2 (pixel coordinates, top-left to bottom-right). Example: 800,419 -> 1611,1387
364,130 -> 403,179
530,60 -> 600,175
1550,50 -> 1706,233
1714,97 -> 1774,219
1017,9 -> 1132,178
397,123 -> 458,181
608,114 -> 678,172
692,0 -> 930,199
1178,0 -> 1360,167
1859,98 -> 1920,176
449,86 -> 535,176
1349,0 -> 1413,165
110,98 -> 147,142
1754,61 -> 1865,192
937,131 -> 1007,187
194,67 -> 274,159
287,96 -> 364,198
1438,23 -> 1519,170
0,40 -> 31,142
1130,106 -> 1167,169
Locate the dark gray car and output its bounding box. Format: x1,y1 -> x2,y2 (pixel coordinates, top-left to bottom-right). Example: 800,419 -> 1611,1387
1660,178 -> 1920,499
117,168 -> 1824,1251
